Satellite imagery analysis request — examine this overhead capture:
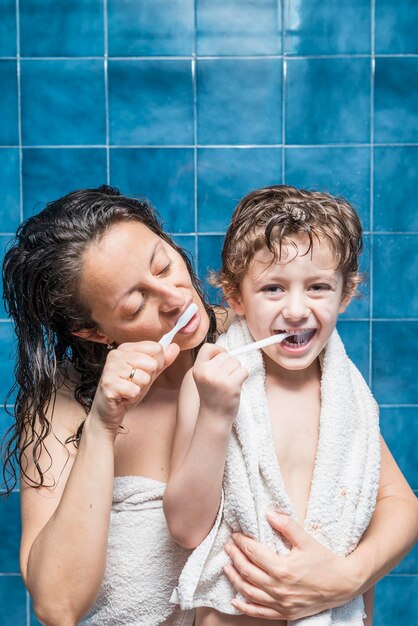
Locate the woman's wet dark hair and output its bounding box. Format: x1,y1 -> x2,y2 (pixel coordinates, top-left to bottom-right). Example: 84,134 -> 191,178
1,185 -> 217,494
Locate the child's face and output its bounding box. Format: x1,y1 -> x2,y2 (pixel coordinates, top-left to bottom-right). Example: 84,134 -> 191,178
230,234 -> 351,372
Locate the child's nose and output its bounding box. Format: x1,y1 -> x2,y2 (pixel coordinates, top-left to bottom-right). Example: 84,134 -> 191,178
282,294 -> 309,321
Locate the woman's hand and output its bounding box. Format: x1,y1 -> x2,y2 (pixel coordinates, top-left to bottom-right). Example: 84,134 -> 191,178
90,341 -> 180,433
224,512 -> 359,621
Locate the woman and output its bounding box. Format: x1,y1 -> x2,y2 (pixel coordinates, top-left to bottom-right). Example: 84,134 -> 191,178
2,186 -> 417,625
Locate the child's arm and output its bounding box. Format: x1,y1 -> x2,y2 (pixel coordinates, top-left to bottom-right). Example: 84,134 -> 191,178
163,344 -> 248,549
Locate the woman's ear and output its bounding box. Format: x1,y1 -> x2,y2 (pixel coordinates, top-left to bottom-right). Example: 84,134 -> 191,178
72,328 -> 111,345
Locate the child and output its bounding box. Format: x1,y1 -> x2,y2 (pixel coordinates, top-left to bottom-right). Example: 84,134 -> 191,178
164,185 -> 380,626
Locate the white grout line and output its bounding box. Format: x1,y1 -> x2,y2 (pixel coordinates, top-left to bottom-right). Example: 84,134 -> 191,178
15,0 -> 23,223
192,0 -> 198,271
103,0 -> 110,185
3,142 -> 418,149
1,53 -> 418,61
368,0 -> 375,389
281,0 -> 286,183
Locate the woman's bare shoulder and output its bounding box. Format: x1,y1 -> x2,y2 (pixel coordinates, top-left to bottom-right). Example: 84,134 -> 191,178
213,306 -> 236,335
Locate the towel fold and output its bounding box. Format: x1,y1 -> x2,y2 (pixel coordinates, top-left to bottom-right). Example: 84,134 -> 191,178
172,318 -> 380,625
81,476 -> 194,626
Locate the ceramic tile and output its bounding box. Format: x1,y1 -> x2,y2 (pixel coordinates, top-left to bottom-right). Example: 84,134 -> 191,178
197,235 -> 224,304
286,58 -> 370,145
285,146 -> 370,230
374,147 -> 418,232
380,407 -> 418,490
109,60 -> 193,145
197,0 -> 281,55
0,577 -> 27,625
375,0 -> 418,54
108,0 -> 194,56
284,0 -> 370,55
20,0 -> 104,57
21,60 -> 106,146
373,235 -> 418,318
22,148 -> 107,218
0,149 -> 20,231
375,58 -> 418,143
0,61 -> 18,145
0,0 -> 16,56
374,576 -> 418,626
336,321 -> 369,381
372,321 -> 418,404
0,323 -> 16,405
0,492 -> 20,571
110,148 -> 194,233
197,148 -> 281,231
197,59 -> 282,145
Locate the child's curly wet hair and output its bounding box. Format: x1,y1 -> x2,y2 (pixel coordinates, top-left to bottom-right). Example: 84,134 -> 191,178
213,185 -> 364,300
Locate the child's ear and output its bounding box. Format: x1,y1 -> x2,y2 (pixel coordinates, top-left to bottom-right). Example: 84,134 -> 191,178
338,294 -> 352,314
339,281 -> 356,314
226,293 -> 245,316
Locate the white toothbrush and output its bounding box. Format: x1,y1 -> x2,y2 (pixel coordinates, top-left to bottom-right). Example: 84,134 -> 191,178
229,332 -> 293,357
159,303 -> 199,348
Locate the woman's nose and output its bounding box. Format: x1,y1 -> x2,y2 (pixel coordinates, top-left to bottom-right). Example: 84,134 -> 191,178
156,282 -> 186,313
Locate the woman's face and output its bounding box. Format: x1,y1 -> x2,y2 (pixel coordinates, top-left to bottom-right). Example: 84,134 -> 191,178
77,220 -> 210,350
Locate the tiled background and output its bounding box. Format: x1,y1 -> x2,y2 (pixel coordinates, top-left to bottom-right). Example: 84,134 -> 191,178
0,0 -> 417,624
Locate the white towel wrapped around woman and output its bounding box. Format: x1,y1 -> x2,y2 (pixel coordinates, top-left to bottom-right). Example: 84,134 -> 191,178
171,317 -> 380,625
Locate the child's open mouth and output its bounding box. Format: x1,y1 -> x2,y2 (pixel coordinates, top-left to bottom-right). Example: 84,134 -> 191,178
275,329 -> 317,350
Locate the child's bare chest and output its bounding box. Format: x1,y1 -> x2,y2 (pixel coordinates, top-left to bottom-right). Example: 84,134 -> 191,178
266,382 -> 321,523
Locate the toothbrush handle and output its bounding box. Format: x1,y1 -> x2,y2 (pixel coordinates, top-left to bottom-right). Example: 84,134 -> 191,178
159,331 -> 175,349
230,333 -> 290,357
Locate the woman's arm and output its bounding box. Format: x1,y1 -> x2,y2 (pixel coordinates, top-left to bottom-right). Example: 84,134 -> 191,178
223,436 -> 417,621
163,344 -> 247,549
22,342 -> 178,626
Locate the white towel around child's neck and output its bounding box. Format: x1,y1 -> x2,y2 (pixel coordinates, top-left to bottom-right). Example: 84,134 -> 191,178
171,317 -> 381,626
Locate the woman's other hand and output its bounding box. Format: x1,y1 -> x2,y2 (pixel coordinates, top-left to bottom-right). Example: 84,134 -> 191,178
224,512 -> 356,621
90,341 -> 180,433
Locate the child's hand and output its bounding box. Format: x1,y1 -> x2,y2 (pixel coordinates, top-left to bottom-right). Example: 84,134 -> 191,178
192,344 -> 248,420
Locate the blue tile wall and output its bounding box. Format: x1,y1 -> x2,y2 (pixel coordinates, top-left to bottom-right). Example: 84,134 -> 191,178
197,148 -> 282,231
1,2 -> 417,624
197,0 -> 281,56
286,58 -> 370,145
110,148 -> 195,232
19,0 -> 105,57
108,0 -> 195,56
108,60 -> 194,145
22,148 -> 107,218
284,0 -> 371,55
197,59 -> 282,145
0,0 -> 17,57
21,60 -> 106,146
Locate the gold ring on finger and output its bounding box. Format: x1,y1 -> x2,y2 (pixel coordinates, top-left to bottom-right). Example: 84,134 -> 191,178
128,367 -> 136,381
